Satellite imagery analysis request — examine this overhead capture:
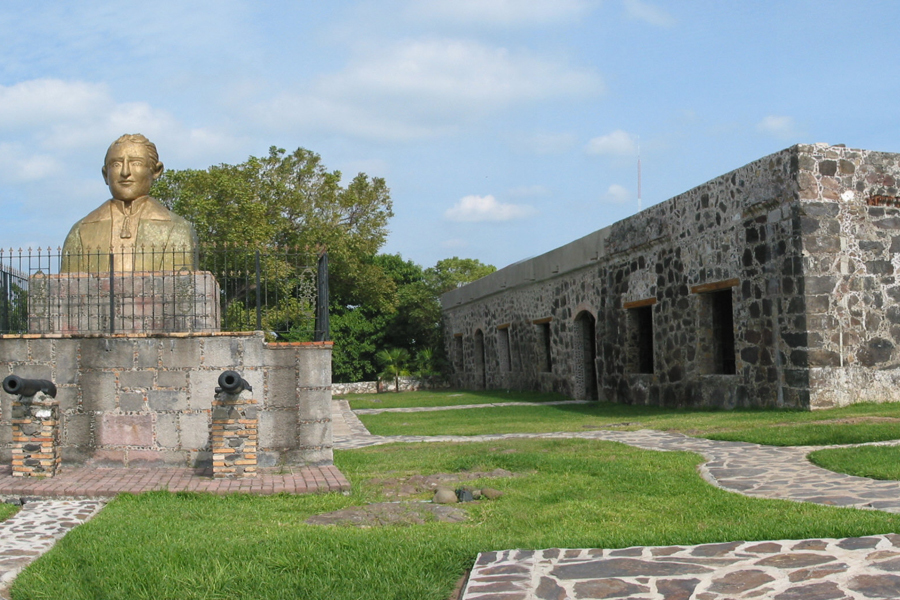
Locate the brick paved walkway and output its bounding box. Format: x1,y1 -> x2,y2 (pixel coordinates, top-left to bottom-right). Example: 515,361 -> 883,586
0,464 -> 350,499
335,399 -> 900,599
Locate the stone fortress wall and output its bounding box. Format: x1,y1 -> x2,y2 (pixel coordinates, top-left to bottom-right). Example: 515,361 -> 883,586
0,333 -> 332,467
442,144 -> 900,409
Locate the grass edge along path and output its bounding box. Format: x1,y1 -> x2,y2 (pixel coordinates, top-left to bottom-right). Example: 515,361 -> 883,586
809,444 -> 900,481
12,438 -> 900,600
357,396 -> 900,447
0,502 -> 17,523
344,389 -> 571,410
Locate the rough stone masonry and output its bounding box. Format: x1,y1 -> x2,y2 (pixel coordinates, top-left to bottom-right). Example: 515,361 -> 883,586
442,143 -> 900,409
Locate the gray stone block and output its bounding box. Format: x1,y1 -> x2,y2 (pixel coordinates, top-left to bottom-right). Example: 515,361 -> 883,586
202,337 -> 241,368
120,371 -> 154,391
242,335 -> 265,367
160,338 -> 200,368
188,370 -> 218,411
298,420 -> 332,448
155,414 -> 179,449
263,346 -> 297,367
147,390 -> 188,412
63,412 -> 92,447
298,389 -> 332,420
54,339 -> 80,384
11,363 -> 53,381
135,339 -> 159,368
80,371 -> 117,411
298,348 -> 331,386
56,385 -> 80,413
28,339 -> 53,362
119,392 -> 146,412
0,391 -> 12,423
266,367 -> 298,408
0,339 -> 27,364
179,413 -> 210,450
157,370 -> 187,389
80,338 -> 135,368
293,447 -> 333,466
259,410 -> 297,449
190,450 -> 212,468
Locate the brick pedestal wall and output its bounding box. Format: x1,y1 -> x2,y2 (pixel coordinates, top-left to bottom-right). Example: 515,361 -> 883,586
211,392 -> 258,478
11,393 -> 60,477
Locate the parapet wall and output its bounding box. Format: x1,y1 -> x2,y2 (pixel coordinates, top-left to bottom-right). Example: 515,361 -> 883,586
442,143 -> 900,409
0,333 -> 332,466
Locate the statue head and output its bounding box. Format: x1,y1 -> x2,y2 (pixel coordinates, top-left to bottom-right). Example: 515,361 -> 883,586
101,134 -> 164,202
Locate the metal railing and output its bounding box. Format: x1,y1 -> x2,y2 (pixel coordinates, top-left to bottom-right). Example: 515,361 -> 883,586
0,245 -> 329,340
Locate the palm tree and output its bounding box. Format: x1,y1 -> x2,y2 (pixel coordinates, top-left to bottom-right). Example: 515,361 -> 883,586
376,348 -> 410,393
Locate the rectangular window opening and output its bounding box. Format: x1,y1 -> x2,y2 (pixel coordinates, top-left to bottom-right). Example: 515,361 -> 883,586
498,327 -> 512,372
453,335 -> 464,373
538,322 -> 552,372
705,289 -> 736,375
627,305 -> 654,374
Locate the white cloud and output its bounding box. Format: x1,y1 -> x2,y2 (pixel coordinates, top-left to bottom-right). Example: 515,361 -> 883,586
756,115 -> 800,141
444,194 -> 537,222
623,0 -> 675,27
253,38 -> 604,140
604,184 -> 631,203
586,130 -> 639,156
0,78 -> 236,172
0,79 -> 109,130
409,0 -> 594,25
0,143 -> 62,183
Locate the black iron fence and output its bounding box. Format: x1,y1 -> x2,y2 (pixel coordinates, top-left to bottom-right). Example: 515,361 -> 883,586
0,245 -> 329,339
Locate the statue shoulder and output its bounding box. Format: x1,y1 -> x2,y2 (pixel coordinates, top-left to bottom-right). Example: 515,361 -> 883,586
80,201 -> 114,224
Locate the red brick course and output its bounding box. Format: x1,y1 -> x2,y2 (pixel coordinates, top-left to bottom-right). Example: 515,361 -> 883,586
0,464 -> 349,497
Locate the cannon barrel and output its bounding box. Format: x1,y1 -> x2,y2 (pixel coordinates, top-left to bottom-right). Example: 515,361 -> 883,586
2,375 -> 57,398
215,370 -> 252,395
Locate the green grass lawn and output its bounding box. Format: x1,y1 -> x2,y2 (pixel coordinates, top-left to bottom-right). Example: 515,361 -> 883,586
0,502 -> 17,522
343,388 -> 571,410
809,444 -> 900,480
13,438 -> 900,600
357,396 -> 900,446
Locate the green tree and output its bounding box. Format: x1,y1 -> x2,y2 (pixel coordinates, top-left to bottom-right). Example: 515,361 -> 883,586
152,146 -> 396,312
376,347 -> 410,392
424,257 -> 496,295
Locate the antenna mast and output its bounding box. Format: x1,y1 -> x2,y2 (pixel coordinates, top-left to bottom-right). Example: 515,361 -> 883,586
637,152 -> 642,212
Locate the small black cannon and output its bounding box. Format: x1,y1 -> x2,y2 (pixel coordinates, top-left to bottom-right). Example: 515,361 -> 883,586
2,375 -> 57,398
215,370 -> 252,395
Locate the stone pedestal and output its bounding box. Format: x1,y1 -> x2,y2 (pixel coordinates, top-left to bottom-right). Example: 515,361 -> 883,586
28,271 -> 220,334
11,394 -> 60,477
211,392 -> 258,478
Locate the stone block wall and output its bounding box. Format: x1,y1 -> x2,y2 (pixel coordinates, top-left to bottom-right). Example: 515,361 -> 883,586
28,271 -> 220,334
442,144 -> 900,410
0,333 -> 333,466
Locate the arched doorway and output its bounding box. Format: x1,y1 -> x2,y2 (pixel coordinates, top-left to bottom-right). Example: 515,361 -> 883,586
474,329 -> 486,389
573,311 -> 598,400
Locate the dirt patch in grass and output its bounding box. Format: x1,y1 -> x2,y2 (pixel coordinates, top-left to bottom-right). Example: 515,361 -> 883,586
366,468 -> 519,499
306,502 -> 468,527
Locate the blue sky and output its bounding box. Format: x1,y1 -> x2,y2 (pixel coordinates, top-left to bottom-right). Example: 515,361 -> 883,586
2,1 -> 900,269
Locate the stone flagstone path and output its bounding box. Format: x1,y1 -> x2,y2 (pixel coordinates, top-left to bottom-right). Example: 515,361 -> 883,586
0,500 -> 105,599
334,399 -> 900,599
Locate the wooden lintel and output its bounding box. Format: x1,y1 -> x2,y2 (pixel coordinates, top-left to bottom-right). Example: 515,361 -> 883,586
690,278 -> 740,294
532,317 -> 553,324
453,333 -> 463,338
496,323 -> 511,330
623,297 -> 657,310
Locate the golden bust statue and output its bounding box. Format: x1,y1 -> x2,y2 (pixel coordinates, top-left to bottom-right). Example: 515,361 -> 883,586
61,134 -> 198,272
